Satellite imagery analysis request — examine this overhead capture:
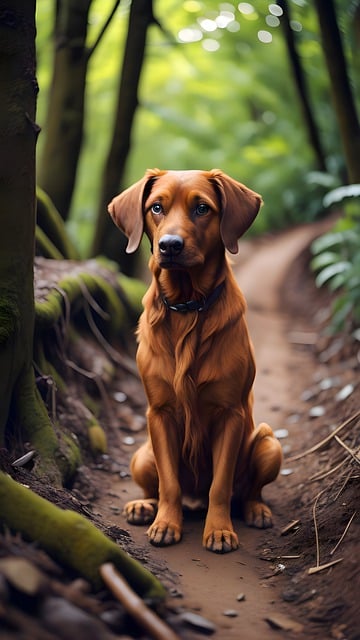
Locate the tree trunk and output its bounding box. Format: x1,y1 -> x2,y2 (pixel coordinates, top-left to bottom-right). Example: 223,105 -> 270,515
314,0 -> 360,183
37,0 -> 92,220
92,0 -> 155,273
0,0 -> 38,439
277,0 -> 327,172
0,0 -> 75,485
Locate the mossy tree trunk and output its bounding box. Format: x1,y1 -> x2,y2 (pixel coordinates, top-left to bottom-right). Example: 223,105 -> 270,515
314,0 -> 360,183
0,0 -> 73,484
92,0 -> 155,274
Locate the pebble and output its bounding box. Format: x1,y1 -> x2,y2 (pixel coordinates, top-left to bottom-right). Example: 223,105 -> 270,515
223,609 -> 238,617
179,611 -> 216,633
113,391 -> 127,403
274,428 -> 289,439
309,405 -> 325,418
335,384 -> 354,402
122,436 -> 135,446
236,593 -> 246,602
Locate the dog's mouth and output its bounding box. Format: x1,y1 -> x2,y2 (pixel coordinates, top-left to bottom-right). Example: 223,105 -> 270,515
157,253 -> 204,270
159,259 -> 187,270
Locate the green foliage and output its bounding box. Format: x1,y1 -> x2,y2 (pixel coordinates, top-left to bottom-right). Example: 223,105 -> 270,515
311,185 -> 360,332
35,1 -> 358,254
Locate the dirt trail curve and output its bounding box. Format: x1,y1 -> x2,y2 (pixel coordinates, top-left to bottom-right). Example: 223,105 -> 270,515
105,222 -> 331,640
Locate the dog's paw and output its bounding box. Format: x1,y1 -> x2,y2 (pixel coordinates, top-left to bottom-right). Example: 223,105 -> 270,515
244,500 -> 273,529
123,499 -> 158,525
147,520 -> 182,546
203,529 -> 239,553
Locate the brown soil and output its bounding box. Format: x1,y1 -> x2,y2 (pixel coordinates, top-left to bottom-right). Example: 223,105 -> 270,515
1,221 -> 359,640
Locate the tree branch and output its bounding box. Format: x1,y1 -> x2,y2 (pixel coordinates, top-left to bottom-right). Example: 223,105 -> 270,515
87,0 -> 121,61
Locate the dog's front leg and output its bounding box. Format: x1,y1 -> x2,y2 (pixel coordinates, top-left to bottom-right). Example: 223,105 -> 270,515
203,411 -> 242,553
146,407 -> 183,546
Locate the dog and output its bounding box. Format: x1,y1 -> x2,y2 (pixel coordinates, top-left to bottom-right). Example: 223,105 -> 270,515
108,169 -> 282,553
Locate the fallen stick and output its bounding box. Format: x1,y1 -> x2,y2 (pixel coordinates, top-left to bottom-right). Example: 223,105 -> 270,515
330,511 -> 357,556
308,558 -> 343,574
287,411 -> 360,461
100,563 -> 180,640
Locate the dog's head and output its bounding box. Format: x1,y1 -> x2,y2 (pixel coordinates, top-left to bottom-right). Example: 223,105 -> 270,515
108,169 -> 262,267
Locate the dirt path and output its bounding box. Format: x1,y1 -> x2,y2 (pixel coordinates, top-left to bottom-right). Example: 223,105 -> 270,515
99,223 -> 335,639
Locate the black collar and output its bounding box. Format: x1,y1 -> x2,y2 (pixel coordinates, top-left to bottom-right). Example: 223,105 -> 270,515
162,281 -> 225,313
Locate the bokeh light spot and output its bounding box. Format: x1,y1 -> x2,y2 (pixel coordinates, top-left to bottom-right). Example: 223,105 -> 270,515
257,30 -> 272,43
202,38 -> 221,51
178,27 -> 203,43
268,3 -> 283,16
266,15 -> 280,27
238,2 -> 254,15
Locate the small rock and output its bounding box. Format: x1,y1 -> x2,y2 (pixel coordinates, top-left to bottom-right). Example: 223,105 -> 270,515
236,593 -> 246,602
179,611 -> 216,634
335,384 -> 354,402
309,405 -> 325,418
0,557 -> 47,595
41,596 -> 112,640
282,588 -> 298,602
122,436 -> 135,446
113,391 -> 127,403
280,468 -> 293,476
319,376 -> 340,390
274,428 -> 289,439
223,609 -> 238,617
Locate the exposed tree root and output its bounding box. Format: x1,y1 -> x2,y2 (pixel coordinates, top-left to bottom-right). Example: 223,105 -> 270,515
0,472 -> 166,601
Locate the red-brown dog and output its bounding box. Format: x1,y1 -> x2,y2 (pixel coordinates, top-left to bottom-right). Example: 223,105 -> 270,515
108,169 -> 282,553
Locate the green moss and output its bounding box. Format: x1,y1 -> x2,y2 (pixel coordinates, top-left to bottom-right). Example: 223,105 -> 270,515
36,187 -> 79,260
55,432 -> 82,480
15,372 -> 62,486
0,293 -> 20,344
0,472 -> 166,600
35,271 -> 127,332
33,341 -> 67,393
79,271 -> 126,332
117,272 -> 146,316
36,226 -> 64,260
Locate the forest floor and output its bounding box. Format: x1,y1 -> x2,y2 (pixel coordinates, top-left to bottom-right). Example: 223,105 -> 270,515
1,220 -> 359,640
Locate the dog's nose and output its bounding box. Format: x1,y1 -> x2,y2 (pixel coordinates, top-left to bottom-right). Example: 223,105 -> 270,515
159,234 -> 184,256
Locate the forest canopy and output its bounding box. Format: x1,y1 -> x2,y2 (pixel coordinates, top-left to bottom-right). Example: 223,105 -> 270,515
35,0 -> 359,258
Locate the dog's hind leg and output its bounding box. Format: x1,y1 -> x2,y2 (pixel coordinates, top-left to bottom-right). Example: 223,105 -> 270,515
123,441 -> 159,525
242,422 -> 282,528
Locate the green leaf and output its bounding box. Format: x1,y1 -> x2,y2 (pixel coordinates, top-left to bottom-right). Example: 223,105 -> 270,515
315,261 -> 352,288
323,184 -> 360,208
311,232 -> 344,254
310,251 -> 339,272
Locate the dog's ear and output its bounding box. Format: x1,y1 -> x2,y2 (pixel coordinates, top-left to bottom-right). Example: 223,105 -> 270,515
107,169 -> 161,253
209,170 -> 262,254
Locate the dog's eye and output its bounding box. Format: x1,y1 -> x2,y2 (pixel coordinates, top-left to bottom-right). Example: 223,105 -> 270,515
195,203 -> 210,216
151,203 -> 163,215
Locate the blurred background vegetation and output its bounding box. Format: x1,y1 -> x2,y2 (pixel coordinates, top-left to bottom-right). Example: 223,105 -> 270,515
35,0 -> 360,329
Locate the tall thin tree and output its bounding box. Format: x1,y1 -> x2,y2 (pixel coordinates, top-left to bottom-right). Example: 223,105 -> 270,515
38,0 -> 120,220
314,0 -> 360,183
277,0 -> 327,172
92,0 -> 155,272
